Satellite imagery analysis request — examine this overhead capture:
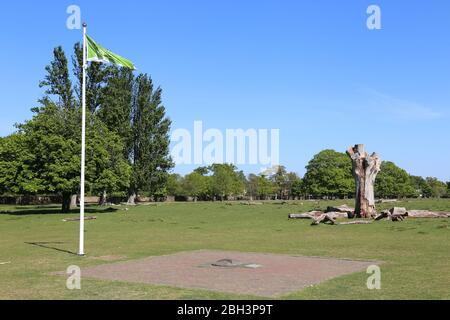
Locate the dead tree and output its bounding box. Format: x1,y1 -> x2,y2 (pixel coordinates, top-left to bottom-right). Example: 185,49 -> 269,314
347,144 -> 381,218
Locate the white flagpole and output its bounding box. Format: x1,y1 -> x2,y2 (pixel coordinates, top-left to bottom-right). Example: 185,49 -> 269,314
79,22 -> 87,256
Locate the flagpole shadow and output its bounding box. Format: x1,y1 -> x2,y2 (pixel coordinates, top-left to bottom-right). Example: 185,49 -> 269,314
25,242 -> 78,256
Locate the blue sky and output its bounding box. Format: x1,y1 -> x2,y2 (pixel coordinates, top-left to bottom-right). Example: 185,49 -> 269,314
0,0 -> 449,180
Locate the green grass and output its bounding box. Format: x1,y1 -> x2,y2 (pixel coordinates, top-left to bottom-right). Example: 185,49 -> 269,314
0,199 -> 449,300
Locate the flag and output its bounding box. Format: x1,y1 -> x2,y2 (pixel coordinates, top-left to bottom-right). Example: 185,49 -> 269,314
86,35 -> 136,70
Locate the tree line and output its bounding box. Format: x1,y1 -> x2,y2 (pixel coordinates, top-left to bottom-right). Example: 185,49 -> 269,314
166,150 -> 450,201
0,44 -> 173,211
1,45 -> 448,209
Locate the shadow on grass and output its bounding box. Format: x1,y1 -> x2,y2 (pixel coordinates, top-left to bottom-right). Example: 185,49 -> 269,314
1,206 -> 118,216
24,242 -> 78,256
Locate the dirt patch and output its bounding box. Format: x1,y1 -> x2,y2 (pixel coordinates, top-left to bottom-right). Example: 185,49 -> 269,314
72,250 -> 379,297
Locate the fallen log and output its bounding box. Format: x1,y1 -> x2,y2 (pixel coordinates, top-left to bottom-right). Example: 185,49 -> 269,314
406,210 -> 450,218
62,216 -> 97,222
288,213 -> 315,220
324,211 -> 350,219
289,211 -> 349,221
374,210 -> 389,221
289,210 -> 323,218
388,207 -> 408,222
326,205 -> 354,214
311,214 -> 337,226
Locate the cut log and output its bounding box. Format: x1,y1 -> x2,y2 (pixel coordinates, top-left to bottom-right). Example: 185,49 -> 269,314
389,207 -> 407,216
347,144 -> 381,218
387,207 -> 408,222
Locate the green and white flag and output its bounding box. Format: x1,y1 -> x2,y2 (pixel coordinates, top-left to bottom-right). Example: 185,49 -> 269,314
86,35 -> 136,70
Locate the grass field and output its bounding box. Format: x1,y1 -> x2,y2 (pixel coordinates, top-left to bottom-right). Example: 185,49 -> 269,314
0,199 -> 449,300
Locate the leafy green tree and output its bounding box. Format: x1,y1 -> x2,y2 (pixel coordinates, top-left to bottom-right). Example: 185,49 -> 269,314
39,46 -> 74,111
246,174 -> 259,200
209,164 -> 245,200
166,173 -> 183,197
182,171 -> 211,201
10,46 -> 133,211
425,177 -> 447,198
286,172 -> 301,200
74,45 -> 134,203
410,175 -> 432,198
86,117 -> 131,204
97,66 -> 134,146
271,166 -> 289,200
0,134 -> 31,195
194,166 -> 210,175
303,150 -> 354,198
290,178 -> 304,199
16,101 -> 81,211
375,161 -> 416,199
256,174 -> 275,200
128,74 -> 173,203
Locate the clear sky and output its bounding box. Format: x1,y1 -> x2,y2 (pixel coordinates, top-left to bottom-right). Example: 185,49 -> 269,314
1,0 -> 449,180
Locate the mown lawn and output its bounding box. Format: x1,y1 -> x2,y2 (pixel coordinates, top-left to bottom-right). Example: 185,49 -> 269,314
0,199 -> 449,300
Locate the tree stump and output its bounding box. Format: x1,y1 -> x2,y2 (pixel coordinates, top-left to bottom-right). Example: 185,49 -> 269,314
346,144 -> 381,218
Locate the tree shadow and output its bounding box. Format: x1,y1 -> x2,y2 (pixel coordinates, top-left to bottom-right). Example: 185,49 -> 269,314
24,242 -> 79,256
1,206 -> 118,216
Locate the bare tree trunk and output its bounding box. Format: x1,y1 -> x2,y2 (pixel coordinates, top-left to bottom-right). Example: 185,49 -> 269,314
62,193 -> 71,213
347,144 -> 381,218
70,194 -> 78,209
99,190 -> 107,206
127,192 -> 137,205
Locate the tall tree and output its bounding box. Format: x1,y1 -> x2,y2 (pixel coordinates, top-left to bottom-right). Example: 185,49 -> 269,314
303,149 -> 354,199
86,116 -> 131,205
0,134 -> 32,195
425,177 -> 447,198
16,101 -> 81,212
410,175 -> 432,198
182,171 -> 211,201
290,178 -> 304,199
166,173 -> 183,197
256,174 -> 275,200
73,43 -> 107,113
375,161 -> 416,199
39,46 -> 74,110
271,166 -> 289,200
97,66 -> 134,146
209,164 -> 245,201
286,172 -> 301,199
246,174 -> 259,200
127,74 -> 173,203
